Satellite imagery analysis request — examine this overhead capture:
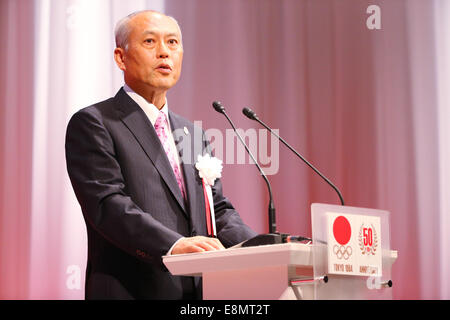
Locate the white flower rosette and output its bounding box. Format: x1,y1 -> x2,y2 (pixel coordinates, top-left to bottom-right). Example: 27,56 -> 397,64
195,154 -> 223,186
195,154 -> 223,236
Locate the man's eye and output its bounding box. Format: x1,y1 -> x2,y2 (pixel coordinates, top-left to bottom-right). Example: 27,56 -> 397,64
168,39 -> 178,45
145,39 -> 154,44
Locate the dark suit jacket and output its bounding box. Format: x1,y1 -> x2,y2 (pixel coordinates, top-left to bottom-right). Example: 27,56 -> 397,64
65,88 -> 257,300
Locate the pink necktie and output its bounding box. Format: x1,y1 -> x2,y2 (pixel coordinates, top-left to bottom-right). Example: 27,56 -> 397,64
154,111 -> 186,200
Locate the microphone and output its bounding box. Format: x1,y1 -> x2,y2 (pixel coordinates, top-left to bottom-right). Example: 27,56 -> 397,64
212,101 -> 225,114
212,101 -> 287,247
242,107 -> 345,206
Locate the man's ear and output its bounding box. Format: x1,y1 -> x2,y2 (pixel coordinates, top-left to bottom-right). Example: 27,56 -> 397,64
114,47 -> 126,71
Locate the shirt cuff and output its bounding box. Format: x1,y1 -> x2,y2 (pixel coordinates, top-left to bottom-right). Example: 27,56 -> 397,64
166,237 -> 185,255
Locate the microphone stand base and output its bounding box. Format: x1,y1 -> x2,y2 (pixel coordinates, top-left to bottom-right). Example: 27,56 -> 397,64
239,233 -> 289,248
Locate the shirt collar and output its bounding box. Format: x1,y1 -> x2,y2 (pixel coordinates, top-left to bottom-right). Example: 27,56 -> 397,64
123,84 -> 169,126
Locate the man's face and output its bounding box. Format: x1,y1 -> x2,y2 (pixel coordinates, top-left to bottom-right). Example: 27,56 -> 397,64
118,12 -> 183,92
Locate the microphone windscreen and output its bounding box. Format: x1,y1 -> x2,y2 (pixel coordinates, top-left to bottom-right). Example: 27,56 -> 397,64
212,101 -> 225,113
242,107 -> 257,120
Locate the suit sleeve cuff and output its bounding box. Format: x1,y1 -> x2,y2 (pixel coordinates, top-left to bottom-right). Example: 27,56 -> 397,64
166,237 -> 185,255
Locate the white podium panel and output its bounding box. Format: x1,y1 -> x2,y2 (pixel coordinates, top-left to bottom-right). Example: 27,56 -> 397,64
164,243 -> 311,299
163,242 -> 397,300
311,203 -> 394,299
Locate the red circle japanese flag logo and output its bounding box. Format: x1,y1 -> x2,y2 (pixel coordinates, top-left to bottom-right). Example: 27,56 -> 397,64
332,216 -> 352,260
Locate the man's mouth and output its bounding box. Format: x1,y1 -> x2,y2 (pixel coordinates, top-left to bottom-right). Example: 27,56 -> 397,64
156,63 -> 172,74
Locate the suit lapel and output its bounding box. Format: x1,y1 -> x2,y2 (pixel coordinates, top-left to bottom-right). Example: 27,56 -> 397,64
113,88 -> 187,215
169,110 -> 208,235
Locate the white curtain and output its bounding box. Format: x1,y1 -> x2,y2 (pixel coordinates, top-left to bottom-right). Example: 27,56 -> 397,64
30,0 -> 165,300
434,0 -> 450,300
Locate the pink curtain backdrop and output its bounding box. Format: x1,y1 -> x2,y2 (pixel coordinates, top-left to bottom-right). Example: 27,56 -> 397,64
1,0 -> 449,299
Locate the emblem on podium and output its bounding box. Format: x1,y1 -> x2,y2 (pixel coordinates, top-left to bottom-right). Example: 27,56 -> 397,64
327,212 -> 382,277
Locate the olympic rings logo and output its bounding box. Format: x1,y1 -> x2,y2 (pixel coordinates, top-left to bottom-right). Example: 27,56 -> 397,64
333,245 -> 353,260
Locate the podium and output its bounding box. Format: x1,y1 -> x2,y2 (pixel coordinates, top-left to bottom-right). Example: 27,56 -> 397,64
163,204 -> 398,299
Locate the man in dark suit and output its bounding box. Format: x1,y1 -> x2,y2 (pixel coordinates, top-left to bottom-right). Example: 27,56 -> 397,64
65,10 -> 256,299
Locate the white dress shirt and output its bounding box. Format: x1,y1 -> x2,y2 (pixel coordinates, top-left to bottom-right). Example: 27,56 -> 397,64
123,84 -> 182,168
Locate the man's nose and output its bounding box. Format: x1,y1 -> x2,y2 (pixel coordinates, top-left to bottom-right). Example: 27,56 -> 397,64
156,41 -> 169,58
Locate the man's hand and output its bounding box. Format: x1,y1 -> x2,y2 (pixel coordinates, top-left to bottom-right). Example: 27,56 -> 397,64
171,236 -> 225,255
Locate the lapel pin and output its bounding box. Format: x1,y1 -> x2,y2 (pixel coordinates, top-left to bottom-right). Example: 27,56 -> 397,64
184,126 -> 189,135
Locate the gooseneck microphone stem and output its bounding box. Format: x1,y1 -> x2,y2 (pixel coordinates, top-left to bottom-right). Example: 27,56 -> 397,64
243,107 -> 345,206
212,102 -> 277,234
